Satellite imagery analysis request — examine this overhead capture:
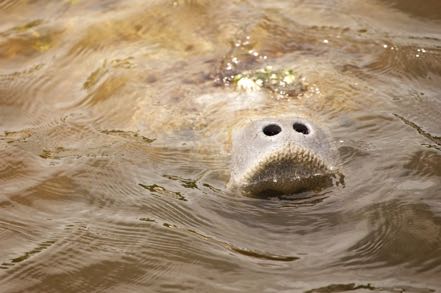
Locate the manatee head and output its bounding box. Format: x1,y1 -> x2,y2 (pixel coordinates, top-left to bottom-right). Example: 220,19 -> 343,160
228,116 -> 338,197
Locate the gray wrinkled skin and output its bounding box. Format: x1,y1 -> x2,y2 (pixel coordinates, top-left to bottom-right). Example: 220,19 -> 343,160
229,117 -> 338,197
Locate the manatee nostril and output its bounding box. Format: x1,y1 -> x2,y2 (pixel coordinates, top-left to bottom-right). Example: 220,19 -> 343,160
262,124 -> 282,136
293,122 -> 309,135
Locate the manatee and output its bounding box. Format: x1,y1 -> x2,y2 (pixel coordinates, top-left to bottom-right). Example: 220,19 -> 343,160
184,65 -> 342,198
228,116 -> 338,197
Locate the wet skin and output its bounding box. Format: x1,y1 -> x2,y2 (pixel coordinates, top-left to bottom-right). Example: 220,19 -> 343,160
229,117 -> 338,197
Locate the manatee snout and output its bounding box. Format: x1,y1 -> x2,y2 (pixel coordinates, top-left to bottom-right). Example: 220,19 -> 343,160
229,117 -> 338,197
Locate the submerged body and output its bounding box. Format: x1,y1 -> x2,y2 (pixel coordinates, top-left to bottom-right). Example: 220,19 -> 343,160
1,0 -> 441,292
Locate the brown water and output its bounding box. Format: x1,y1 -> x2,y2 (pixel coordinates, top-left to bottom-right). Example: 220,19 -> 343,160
1,0 -> 441,292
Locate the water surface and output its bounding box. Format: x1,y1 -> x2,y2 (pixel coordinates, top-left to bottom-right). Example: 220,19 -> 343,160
1,0 -> 441,292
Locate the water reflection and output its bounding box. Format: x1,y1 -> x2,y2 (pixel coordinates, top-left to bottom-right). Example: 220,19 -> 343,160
0,0 -> 440,292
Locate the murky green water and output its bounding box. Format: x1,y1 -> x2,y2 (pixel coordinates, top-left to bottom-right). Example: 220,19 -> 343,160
1,0 -> 440,292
